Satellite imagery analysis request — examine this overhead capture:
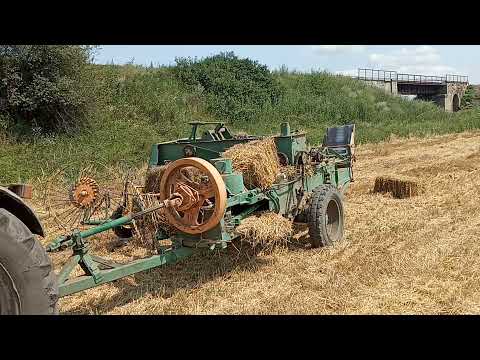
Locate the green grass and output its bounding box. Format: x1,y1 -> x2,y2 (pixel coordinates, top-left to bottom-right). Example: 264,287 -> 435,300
2,64 -> 480,183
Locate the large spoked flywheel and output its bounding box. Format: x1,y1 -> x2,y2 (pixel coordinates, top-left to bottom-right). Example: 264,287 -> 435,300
160,158 -> 227,234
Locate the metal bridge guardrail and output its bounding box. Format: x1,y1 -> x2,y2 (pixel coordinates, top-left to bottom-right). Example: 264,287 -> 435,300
396,73 -> 445,84
357,68 -> 468,84
446,74 -> 468,83
358,68 -> 397,81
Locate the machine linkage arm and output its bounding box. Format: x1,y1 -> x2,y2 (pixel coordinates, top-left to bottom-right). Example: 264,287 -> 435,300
46,197 -> 182,252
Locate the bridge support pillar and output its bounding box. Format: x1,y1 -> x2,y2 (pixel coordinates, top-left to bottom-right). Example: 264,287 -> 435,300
382,80 -> 398,95
364,80 -> 398,95
390,80 -> 398,95
445,83 -> 468,112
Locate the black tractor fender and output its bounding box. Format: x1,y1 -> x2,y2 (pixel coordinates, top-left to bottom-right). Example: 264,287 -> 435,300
0,186 -> 45,237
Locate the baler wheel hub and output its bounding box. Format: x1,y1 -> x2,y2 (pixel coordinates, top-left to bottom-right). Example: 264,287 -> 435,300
160,157 -> 227,234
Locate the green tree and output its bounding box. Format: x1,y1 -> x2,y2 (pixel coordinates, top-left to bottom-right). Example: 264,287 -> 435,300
173,51 -> 284,122
0,45 -> 96,135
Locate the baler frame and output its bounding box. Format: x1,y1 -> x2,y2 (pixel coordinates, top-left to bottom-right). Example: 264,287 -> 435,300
45,121 -> 355,298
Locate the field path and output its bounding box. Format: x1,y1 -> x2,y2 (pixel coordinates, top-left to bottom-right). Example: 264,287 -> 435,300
53,130 -> 480,314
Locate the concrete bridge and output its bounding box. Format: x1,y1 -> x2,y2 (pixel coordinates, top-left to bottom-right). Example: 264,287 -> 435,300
357,68 -> 469,112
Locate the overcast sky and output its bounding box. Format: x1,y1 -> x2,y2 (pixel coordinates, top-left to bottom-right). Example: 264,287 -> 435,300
94,45 -> 480,84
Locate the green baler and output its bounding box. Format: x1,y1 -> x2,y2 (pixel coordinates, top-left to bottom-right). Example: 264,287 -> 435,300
0,121 -> 355,314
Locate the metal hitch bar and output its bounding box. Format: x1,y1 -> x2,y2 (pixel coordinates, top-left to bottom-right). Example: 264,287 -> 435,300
47,197 -> 191,297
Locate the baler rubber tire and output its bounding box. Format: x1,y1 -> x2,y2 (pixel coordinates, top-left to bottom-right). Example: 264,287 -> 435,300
111,206 -> 134,239
307,185 -> 344,248
0,208 -> 58,314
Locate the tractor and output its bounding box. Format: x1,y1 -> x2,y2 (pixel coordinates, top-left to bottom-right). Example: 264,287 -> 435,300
0,121 -> 355,314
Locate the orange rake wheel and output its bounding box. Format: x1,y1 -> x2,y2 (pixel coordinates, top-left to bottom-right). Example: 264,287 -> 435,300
160,158 -> 227,235
70,177 -> 99,208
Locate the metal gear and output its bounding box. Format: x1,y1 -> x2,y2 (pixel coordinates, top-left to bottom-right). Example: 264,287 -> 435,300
70,177 -> 99,208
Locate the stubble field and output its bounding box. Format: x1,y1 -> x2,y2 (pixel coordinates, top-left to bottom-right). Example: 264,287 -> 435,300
39,130 -> 480,314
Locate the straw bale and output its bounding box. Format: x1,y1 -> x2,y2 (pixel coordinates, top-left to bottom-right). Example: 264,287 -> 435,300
144,166 -> 167,194
223,138 -> 280,190
373,176 -> 420,199
236,212 -> 293,250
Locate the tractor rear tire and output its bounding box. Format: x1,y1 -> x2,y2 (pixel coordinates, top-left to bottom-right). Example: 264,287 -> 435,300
307,185 -> 344,248
0,208 -> 58,314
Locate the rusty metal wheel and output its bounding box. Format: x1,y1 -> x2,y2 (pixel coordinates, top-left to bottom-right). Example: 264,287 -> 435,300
160,157 -> 227,235
39,162 -> 138,233
70,177 -> 99,208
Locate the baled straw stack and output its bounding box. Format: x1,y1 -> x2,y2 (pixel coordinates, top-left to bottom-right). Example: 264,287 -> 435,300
133,192 -> 176,248
132,165 -> 174,248
235,212 -> 293,251
144,165 -> 167,194
373,176 -> 420,199
223,138 -> 280,190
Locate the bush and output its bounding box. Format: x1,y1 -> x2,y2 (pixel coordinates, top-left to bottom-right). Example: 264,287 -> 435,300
0,45 -> 95,135
173,51 -> 284,122
461,85 -> 476,109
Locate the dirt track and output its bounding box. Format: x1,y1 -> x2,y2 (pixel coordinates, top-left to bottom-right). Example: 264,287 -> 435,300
48,130 -> 480,314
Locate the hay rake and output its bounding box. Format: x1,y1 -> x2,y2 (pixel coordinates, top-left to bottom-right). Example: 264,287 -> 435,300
0,121 -> 355,314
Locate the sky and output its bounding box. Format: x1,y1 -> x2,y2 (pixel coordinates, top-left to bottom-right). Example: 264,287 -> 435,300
94,45 -> 480,84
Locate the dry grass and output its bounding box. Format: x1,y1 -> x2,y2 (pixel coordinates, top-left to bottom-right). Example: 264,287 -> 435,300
29,129 -> 480,314
223,137 -> 280,190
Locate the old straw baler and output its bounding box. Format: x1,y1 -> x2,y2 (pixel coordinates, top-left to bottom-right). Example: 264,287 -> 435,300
0,121 -> 355,314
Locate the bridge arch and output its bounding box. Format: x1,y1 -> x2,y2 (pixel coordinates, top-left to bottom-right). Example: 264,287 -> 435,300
452,93 -> 460,112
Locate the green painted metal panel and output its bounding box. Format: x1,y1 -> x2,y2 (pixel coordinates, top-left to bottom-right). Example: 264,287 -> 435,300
149,143 -> 159,166
213,158 -> 233,174
274,133 -> 307,165
222,173 -> 245,195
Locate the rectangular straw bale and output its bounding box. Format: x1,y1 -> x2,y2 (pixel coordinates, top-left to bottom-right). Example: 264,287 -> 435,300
373,176 -> 420,199
223,137 -> 280,190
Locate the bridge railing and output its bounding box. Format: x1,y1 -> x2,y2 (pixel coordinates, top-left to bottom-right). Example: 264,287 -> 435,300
358,68 -> 397,81
357,68 -> 468,84
446,74 -> 468,83
397,73 -> 445,84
